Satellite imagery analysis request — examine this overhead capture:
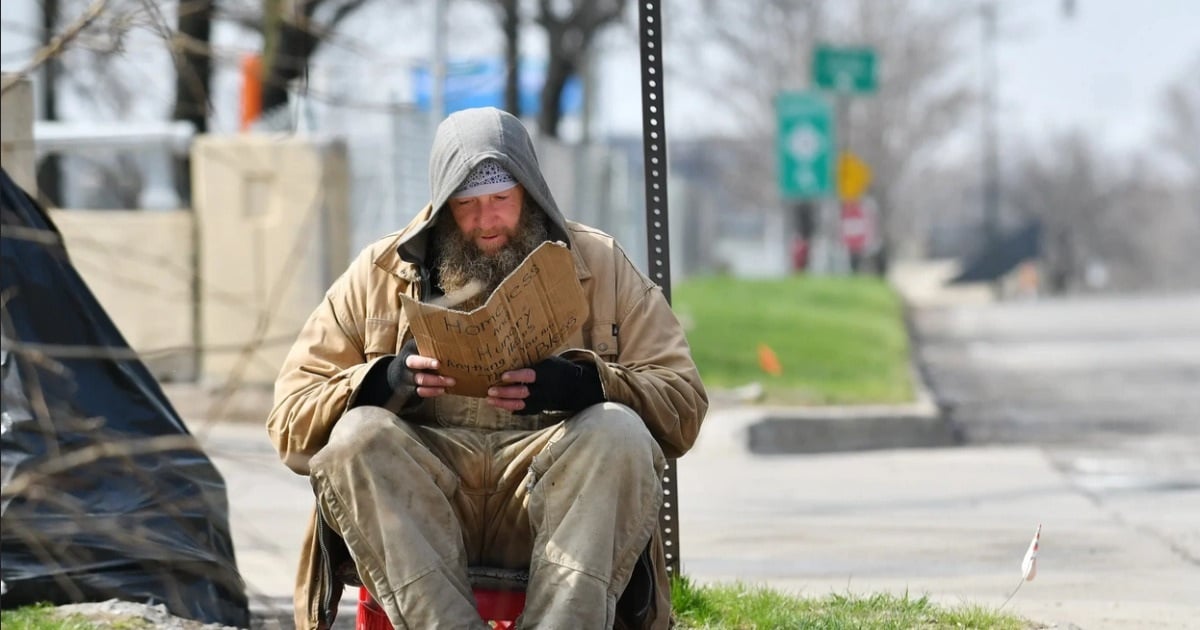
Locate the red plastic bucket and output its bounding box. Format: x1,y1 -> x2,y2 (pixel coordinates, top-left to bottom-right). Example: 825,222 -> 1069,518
357,586 -> 526,628
356,586 -> 391,630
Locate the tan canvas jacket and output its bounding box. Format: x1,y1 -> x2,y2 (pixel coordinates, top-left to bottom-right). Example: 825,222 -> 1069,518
269,106 -> 706,630
268,214 -> 707,629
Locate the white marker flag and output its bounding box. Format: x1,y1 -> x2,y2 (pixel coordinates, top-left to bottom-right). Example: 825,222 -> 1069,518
1002,524 -> 1042,609
1021,524 -> 1041,581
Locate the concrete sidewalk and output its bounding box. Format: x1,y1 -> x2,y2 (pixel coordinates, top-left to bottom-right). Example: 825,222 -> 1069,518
190,420 -> 325,627
190,402 -> 1199,630
680,407 -> 1200,630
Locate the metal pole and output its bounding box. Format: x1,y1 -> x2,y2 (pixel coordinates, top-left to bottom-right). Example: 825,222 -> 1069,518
636,0 -> 681,576
580,46 -> 594,146
431,0 -> 448,127
834,92 -> 850,273
981,1 -> 1000,252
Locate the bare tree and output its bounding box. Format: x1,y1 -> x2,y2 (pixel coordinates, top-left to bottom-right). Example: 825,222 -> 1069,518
1149,53 -> 1200,290
842,1 -> 975,268
1118,160 -> 1200,291
53,1 -> 145,112
496,0 -> 522,116
671,0 -> 828,213
535,0 -> 627,137
680,0 -> 827,131
4,0 -> 159,207
471,0 -> 627,134
467,0 -> 523,116
1157,54 -> 1200,190
670,0 -> 973,269
170,0 -> 213,199
171,0 -> 213,135
36,0 -> 65,207
1007,133 -> 1116,293
1005,132 -> 1200,293
259,0 -> 371,112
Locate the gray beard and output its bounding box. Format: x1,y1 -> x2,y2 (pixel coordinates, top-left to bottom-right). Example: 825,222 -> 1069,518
433,202 -> 551,311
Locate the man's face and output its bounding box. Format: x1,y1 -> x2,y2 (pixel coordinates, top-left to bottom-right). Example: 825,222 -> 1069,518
448,184 -> 525,255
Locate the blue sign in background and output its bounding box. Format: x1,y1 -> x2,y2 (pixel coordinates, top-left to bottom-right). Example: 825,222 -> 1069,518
412,58 -> 583,117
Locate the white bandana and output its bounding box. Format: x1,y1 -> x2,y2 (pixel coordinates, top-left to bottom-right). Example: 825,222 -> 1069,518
450,159 -> 518,199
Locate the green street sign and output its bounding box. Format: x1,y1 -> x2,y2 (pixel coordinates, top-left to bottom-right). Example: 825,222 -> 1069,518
776,91 -> 835,200
813,45 -> 877,93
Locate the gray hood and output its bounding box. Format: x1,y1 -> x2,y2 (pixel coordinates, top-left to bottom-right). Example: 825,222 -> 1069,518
396,107 -> 571,267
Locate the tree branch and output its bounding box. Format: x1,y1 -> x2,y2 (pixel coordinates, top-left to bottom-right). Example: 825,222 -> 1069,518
1,0 -> 109,95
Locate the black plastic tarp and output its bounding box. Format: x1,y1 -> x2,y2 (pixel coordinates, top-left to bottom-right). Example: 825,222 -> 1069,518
0,168 -> 249,627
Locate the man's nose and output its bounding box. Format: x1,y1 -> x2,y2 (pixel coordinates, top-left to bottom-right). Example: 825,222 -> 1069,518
479,202 -> 501,230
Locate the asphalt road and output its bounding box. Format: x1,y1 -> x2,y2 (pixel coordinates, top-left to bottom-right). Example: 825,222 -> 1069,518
916,293 -> 1200,447
914,292 -> 1200,565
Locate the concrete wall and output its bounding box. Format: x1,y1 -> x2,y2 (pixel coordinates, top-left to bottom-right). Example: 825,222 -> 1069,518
47,135 -> 351,387
192,135 -> 350,385
1,74 -> 36,194
50,209 -> 197,380
3,77 -> 351,386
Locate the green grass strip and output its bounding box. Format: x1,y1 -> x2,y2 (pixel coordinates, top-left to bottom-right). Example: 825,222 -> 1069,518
673,275 -> 913,404
1,604 -> 101,630
672,576 -> 1032,629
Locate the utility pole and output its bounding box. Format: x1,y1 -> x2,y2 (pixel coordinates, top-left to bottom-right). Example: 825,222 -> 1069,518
580,46 -> 594,145
431,0 -> 448,128
980,0 -> 1001,253
37,0 -> 62,206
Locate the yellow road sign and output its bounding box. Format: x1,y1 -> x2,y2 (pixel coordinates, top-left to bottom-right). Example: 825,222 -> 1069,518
837,152 -> 872,200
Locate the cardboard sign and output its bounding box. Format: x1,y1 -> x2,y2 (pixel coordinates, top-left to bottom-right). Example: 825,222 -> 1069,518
399,241 -> 587,397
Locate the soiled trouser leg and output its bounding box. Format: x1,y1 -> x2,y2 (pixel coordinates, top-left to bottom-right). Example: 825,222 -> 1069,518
310,403 -> 664,628
308,406 -> 486,630
520,402 -> 666,629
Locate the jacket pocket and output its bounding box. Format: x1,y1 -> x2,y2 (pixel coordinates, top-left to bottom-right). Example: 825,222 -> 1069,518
588,322 -> 620,361
363,318 -> 400,361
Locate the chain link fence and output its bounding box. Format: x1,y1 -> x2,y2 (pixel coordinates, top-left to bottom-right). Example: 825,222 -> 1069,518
284,71 -> 727,282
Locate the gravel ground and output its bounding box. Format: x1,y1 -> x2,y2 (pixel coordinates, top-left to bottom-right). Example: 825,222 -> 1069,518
51,600 -> 242,630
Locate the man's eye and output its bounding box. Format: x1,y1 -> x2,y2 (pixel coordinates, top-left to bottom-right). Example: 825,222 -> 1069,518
494,195 -> 509,201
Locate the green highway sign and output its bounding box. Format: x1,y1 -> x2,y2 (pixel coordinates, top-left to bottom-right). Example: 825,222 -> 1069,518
776,91 -> 835,200
813,45 -> 877,93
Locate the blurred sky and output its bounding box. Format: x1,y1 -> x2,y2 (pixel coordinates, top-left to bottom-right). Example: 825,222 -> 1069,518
986,0 -> 1199,155
1,0 -> 1196,154
611,0 -> 1200,155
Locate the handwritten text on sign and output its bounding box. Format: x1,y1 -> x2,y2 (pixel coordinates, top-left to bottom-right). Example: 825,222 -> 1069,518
399,241 -> 587,397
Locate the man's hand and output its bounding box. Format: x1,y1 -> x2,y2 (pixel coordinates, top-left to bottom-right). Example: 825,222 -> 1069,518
388,338 -> 456,400
487,355 -> 605,414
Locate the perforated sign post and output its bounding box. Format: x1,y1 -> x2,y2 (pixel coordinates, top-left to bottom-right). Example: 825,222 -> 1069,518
638,0 -> 682,576
776,91 -> 835,200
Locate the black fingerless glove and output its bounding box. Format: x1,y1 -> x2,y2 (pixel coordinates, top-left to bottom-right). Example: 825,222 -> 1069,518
515,355 -> 606,415
354,339 -> 421,411
386,338 -> 422,394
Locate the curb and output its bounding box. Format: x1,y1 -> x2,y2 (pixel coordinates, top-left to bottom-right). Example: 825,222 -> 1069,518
738,362 -> 959,455
746,411 -> 956,454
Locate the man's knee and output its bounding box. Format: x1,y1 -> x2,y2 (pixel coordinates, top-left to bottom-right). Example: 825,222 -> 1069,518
312,406 -> 412,473
566,403 -> 663,464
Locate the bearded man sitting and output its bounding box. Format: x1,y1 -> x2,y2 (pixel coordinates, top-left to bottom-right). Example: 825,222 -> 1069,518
268,106 -> 707,630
